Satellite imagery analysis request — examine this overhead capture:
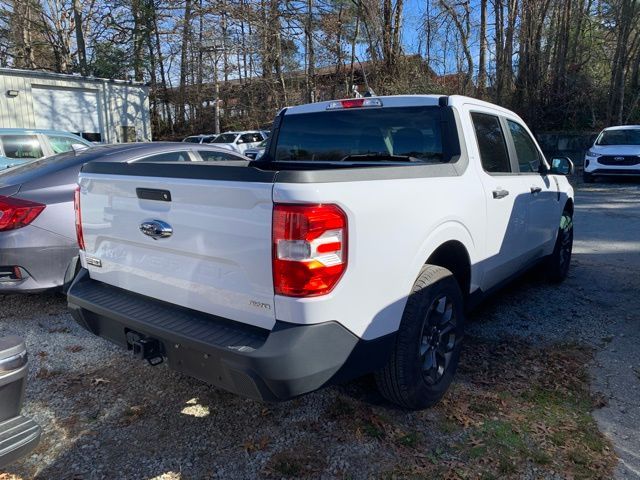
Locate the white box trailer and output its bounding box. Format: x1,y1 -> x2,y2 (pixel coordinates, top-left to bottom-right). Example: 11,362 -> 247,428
0,68 -> 151,143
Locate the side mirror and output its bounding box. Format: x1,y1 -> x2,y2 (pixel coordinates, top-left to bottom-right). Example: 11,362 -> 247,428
236,139 -> 244,144
549,157 -> 574,175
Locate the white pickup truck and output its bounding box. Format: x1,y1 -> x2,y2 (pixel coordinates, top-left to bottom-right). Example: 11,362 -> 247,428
67,95 -> 575,409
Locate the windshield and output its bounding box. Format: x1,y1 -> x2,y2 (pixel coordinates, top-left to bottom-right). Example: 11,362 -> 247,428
213,133 -> 238,144
184,137 -> 201,143
596,129 -> 640,146
273,106 -> 445,162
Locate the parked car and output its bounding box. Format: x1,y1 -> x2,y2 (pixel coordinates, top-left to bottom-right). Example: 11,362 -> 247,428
0,128 -> 93,170
0,143 -> 247,293
583,125 -> 640,182
0,336 -> 41,468
211,131 -> 267,154
243,139 -> 268,160
67,95 -> 574,409
182,134 -> 218,144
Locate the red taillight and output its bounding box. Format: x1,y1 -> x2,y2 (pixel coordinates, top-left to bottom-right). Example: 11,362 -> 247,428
0,195 -> 45,232
273,203 -> 348,297
74,186 -> 85,250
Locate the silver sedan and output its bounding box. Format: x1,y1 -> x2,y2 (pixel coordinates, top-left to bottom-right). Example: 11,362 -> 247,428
0,142 -> 249,292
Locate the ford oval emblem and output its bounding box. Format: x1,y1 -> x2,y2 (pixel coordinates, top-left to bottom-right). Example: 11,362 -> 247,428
140,220 -> 173,240
614,156 -> 625,161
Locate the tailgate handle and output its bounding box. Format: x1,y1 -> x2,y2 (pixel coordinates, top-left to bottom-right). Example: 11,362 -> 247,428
136,188 -> 171,202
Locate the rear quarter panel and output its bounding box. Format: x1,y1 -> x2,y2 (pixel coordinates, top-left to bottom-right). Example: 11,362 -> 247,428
273,170 -> 486,340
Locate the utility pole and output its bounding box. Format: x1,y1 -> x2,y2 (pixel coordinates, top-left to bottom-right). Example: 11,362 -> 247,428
213,56 -> 220,134
202,40 -> 225,134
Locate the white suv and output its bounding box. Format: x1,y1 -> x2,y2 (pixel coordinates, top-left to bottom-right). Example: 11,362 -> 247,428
583,125 -> 640,182
211,131 -> 267,155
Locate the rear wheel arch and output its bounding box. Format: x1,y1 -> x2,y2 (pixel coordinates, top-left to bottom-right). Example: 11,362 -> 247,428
425,240 -> 472,302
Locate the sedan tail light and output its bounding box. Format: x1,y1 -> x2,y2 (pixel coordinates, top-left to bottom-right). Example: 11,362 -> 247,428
273,203 -> 347,297
0,195 -> 45,232
74,186 -> 85,250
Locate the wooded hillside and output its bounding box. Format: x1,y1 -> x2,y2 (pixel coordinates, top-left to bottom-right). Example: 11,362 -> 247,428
1,0 -> 638,137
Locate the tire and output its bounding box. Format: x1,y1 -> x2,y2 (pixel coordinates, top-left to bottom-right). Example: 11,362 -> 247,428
583,172 -> 594,183
546,209 -> 574,283
375,265 -> 465,410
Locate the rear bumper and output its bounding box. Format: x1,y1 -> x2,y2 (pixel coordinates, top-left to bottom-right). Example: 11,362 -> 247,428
0,226 -> 77,292
67,269 -> 394,401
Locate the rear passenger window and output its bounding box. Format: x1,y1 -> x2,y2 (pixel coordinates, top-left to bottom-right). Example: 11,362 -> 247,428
0,135 -> 44,159
240,133 -> 261,143
471,113 -> 511,173
197,150 -> 242,162
46,135 -> 89,154
507,120 -> 541,173
136,151 -> 190,162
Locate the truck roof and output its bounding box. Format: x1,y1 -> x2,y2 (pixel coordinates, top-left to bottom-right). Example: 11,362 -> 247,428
283,94 -> 524,122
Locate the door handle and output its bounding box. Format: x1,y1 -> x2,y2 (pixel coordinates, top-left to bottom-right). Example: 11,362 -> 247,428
530,186 -> 542,194
492,189 -> 509,199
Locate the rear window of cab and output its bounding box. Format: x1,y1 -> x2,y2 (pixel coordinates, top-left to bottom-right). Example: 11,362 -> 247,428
272,106 -> 460,163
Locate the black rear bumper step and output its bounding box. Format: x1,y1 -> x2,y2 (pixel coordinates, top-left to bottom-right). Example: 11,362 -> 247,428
67,269 -> 395,401
68,270 -> 269,353
0,415 -> 41,469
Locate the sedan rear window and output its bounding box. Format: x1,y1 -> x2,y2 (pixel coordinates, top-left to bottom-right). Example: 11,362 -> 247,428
197,150 -> 244,162
135,151 -> 190,162
273,107 -> 447,163
213,133 -> 238,144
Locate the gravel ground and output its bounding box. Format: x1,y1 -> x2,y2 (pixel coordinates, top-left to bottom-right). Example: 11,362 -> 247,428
0,179 -> 638,479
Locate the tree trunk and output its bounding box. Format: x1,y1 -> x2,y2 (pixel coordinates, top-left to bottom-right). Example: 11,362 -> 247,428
178,0 -> 193,128
132,0 -> 145,82
477,0 -> 487,97
305,0 -> 316,103
493,0 -> 504,103
348,2 -> 360,96
72,0 -> 87,75
607,0 -> 637,124
152,2 -> 173,133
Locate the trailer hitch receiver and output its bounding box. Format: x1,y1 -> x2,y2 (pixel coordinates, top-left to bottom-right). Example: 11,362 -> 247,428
125,331 -> 164,366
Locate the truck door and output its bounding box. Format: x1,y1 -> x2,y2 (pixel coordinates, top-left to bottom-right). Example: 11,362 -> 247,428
466,109 -> 531,290
504,119 -> 561,257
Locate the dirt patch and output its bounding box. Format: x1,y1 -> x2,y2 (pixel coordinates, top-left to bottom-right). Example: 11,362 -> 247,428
440,338 -> 617,479
321,338 -> 617,480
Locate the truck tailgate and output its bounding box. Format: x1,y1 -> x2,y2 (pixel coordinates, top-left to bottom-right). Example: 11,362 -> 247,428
78,172 -> 276,330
